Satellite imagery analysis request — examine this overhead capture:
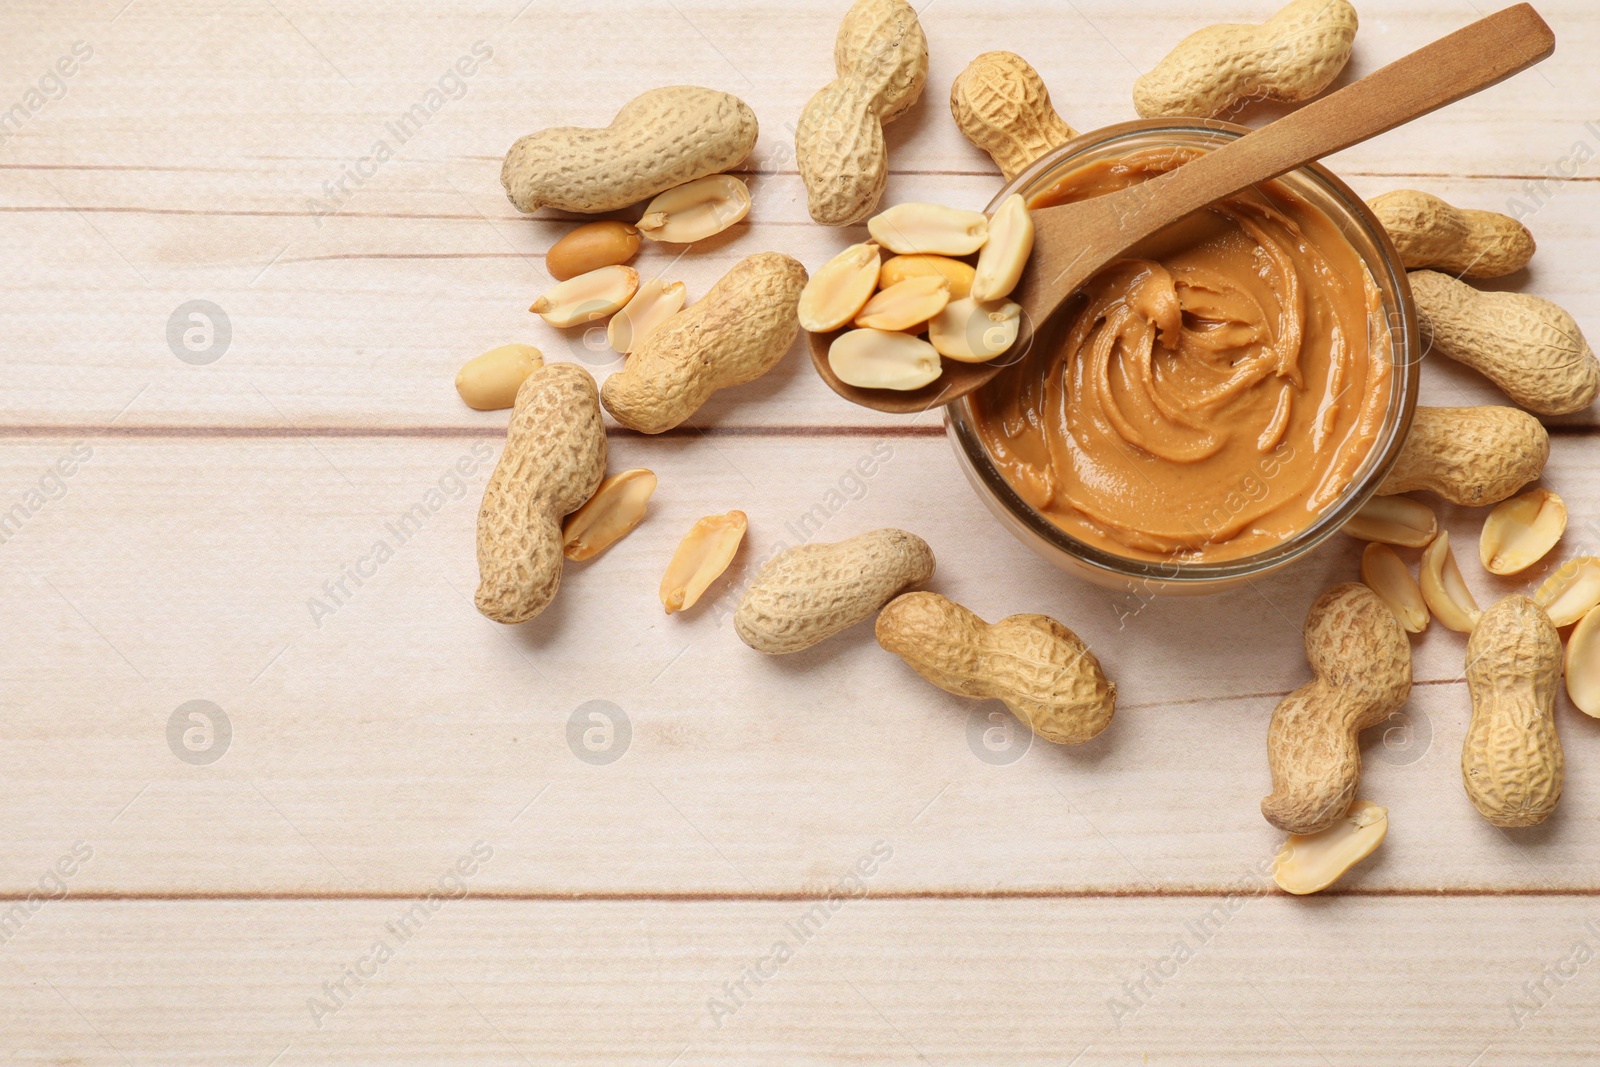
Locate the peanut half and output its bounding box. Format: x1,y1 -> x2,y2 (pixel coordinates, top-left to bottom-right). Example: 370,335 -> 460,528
795,0 -> 928,225
735,528 -> 935,654
949,51 -> 1077,182
1410,270 -> 1599,417
798,242 -> 882,333
971,194 -> 1034,302
661,510 -> 747,615
1261,583 -> 1412,835
928,296 -> 1021,362
637,175 -> 751,244
1463,596 -> 1564,828
1378,406 -> 1548,507
455,343 -> 543,411
868,203 -> 989,256
562,468 -> 657,562
1533,556 -> 1600,627
1420,531 -> 1482,634
880,254 -> 975,299
475,363 -> 606,624
828,328 -> 942,391
1479,488 -> 1566,576
546,221 -> 640,281
1563,606 -> 1600,718
1341,494 -> 1437,548
603,252 -> 807,434
1272,799 -> 1388,896
875,591 -> 1116,745
531,265 -> 640,329
1368,190 -> 1534,278
853,275 -> 950,332
608,278 -> 688,355
502,86 -> 758,214
1133,0 -> 1358,119
1361,543 -> 1428,634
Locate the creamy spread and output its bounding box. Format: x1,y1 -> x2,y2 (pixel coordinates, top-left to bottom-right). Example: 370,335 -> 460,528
971,146 -> 1391,563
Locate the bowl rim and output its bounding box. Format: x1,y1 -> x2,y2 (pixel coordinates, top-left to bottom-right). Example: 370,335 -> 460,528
946,116 -> 1422,588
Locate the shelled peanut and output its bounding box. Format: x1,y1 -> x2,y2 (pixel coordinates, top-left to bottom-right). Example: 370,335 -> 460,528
802,196 -> 1033,392
1272,799 -> 1388,895
662,511 -> 748,615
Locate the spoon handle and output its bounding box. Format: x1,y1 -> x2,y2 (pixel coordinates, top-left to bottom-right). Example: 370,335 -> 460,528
1124,3 -> 1555,230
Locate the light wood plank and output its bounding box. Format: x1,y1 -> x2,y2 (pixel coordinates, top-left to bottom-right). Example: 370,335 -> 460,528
2,170 -> 1596,430
3,896 -> 1598,1064
4,434 -> 1599,895
0,4 -> 1595,429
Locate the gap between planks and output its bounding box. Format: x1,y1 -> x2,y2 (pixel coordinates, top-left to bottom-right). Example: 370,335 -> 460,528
1,424 -> 1597,441
4,886 -> 1596,903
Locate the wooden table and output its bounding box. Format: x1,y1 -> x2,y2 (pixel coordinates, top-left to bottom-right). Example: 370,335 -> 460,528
4,0 -> 1598,1061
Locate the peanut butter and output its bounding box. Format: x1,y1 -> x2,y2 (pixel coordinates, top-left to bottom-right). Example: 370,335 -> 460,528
971,146 -> 1391,563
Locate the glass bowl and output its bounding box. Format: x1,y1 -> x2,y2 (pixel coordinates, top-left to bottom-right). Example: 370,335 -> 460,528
945,118 -> 1420,594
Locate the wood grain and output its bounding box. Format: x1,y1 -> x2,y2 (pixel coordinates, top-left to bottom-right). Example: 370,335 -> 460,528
3,0 -> 1599,1061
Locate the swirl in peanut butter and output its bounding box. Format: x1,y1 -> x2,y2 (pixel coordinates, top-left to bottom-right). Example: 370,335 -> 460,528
972,146 -> 1391,562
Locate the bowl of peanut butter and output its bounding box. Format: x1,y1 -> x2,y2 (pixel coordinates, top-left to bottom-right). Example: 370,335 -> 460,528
949,118 -> 1421,593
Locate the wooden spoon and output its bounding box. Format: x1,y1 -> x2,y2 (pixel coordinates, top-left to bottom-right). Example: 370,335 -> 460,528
810,2 -> 1555,414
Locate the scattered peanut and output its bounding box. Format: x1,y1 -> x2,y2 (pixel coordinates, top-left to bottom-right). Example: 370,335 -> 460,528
637,175 -> 751,244
971,194 -> 1034,302
603,252 -> 807,434
562,469 -> 657,562
868,202 -> 989,256
1272,799 -> 1388,896
927,296 -> 1022,362
1463,596 -> 1564,828
1533,556 -> 1600,627
1368,190 -> 1535,278
1479,488 -> 1566,576
828,328 -> 943,391
1342,494 -> 1438,548
853,275 -> 950,332
661,510 -> 747,614
546,221 -> 640,281
795,0 -> 928,225
875,591 -> 1116,744
735,528 -> 936,654
530,265 -> 640,328
1134,0 -> 1357,119
798,242 -> 883,333
608,278 -> 688,355
1563,606 -> 1600,718
455,343 -> 543,411
949,51 -> 1077,182
475,363 -> 606,624
1420,531 -> 1482,634
1378,406 -> 1549,507
1409,270 -> 1599,416
1361,543 -> 1428,634
1261,584 -> 1411,836
880,254 -> 975,299
502,86 -> 758,214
